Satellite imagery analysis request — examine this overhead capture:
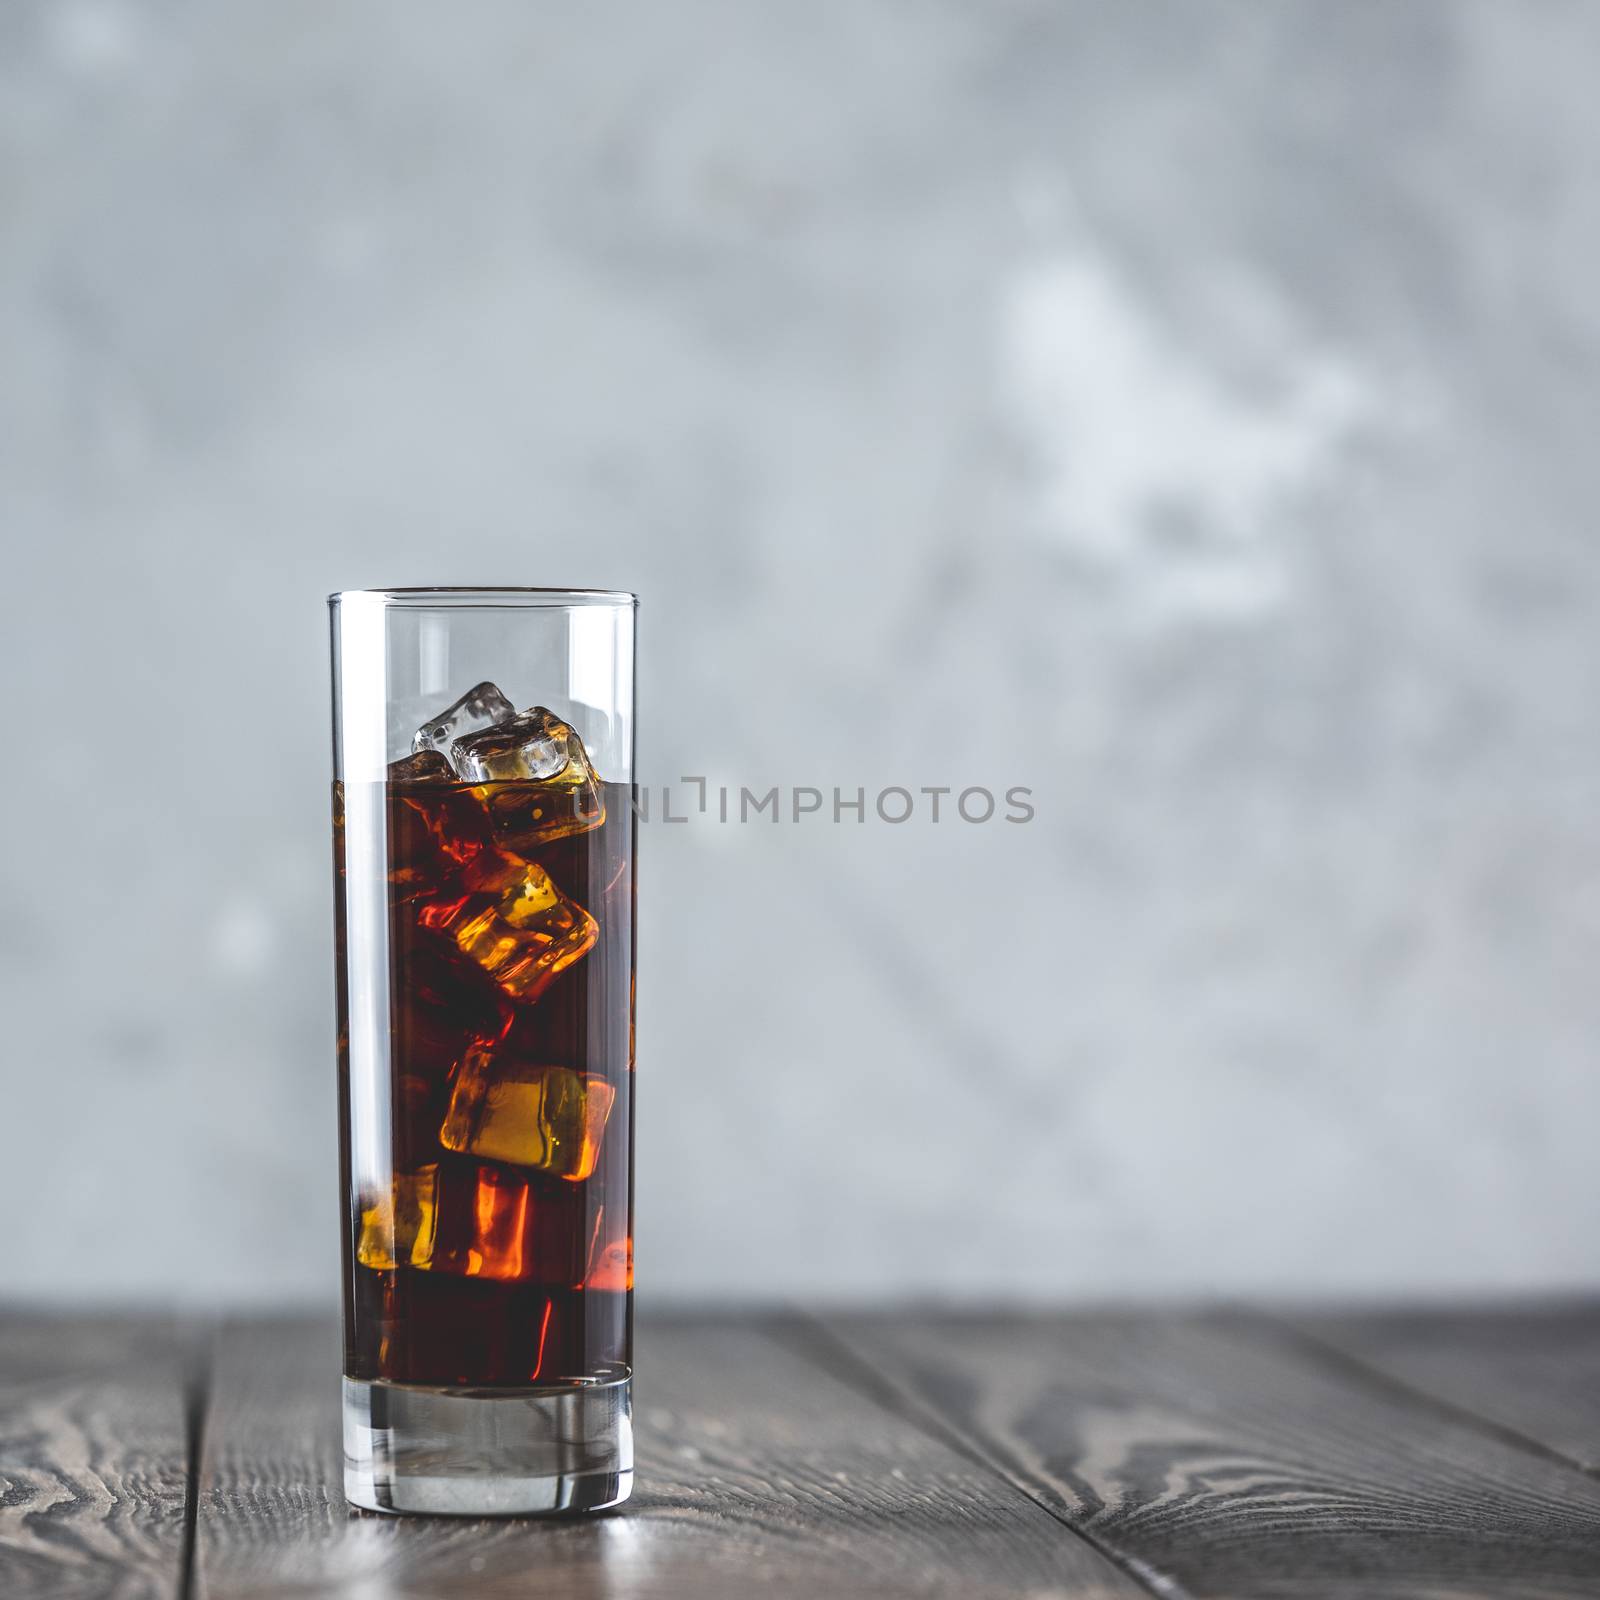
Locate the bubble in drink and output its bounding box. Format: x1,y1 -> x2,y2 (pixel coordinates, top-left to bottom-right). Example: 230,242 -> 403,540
413,681 -> 516,766
440,1045 -> 615,1180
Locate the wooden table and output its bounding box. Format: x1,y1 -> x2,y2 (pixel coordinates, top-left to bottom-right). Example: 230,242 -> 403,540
5,1304 -> 1600,1598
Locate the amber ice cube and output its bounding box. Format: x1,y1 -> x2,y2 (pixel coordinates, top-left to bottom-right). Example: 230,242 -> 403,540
413,681 -> 516,767
391,775 -> 493,867
422,859 -> 598,1004
390,939 -> 508,1095
426,1162 -> 534,1280
356,1162 -> 523,1279
382,768 -> 495,911
355,1167 -> 439,1270
358,1161 -> 593,1284
454,707 -> 606,848
440,1043 -> 616,1180
355,1164 -> 518,1273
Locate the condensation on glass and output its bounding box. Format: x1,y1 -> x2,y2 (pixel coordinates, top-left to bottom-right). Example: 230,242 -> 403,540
330,589 -> 636,1516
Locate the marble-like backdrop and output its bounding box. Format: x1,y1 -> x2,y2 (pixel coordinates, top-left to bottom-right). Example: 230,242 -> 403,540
3,0 -> 1597,1302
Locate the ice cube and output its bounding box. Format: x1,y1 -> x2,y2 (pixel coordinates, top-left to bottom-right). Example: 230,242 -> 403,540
387,750 -> 455,784
356,1161 -> 523,1279
412,682 -> 516,766
480,780 -> 606,853
439,1044 -> 616,1180
456,846 -> 539,896
385,780 -> 494,906
452,706 -> 570,782
428,1161 -> 532,1280
357,1160 -> 595,1284
455,707 -> 606,848
418,859 -> 598,1004
355,1166 -> 439,1271
391,941 -> 508,1094
431,1162 -> 598,1284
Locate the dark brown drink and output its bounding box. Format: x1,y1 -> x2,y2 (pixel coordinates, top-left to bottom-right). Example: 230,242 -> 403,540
333,607 -> 639,1517
335,749 -> 634,1390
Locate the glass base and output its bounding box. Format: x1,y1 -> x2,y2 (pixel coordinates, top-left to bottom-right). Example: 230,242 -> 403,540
343,1375 -> 633,1516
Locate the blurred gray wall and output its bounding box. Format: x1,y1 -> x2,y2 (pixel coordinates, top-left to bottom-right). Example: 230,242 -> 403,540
4,0 -> 1599,1304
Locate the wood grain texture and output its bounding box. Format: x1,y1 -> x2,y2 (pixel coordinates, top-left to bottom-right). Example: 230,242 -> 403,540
194,1311 -> 1143,1600
0,1312 -> 192,1600
828,1308 -> 1600,1600
1294,1299 -> 1600,1475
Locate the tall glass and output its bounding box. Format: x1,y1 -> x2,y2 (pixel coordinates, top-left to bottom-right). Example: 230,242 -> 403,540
330,589 -> 636,1516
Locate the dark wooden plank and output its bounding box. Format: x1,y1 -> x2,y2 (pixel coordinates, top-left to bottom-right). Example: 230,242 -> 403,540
826,1308 -> 1600,1600
195,1312 -> 1145,1600
0,1311 -> 193,1600
1292,1299 -> 1600,1475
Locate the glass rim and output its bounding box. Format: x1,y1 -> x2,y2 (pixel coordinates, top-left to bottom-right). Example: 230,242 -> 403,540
329,586 -> 637,609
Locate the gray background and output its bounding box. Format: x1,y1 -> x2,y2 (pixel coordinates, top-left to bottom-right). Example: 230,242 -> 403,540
4,0 -> 1598,1305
